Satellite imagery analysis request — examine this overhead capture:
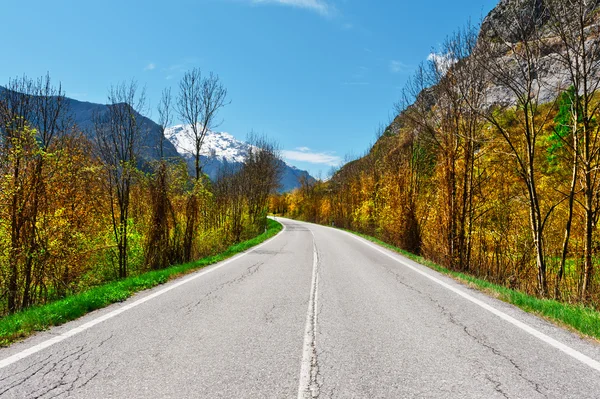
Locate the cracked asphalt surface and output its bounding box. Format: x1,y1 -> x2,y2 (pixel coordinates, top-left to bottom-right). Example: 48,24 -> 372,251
1,218 -> 600,398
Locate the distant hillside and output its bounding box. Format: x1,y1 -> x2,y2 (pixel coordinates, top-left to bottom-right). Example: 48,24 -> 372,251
0,86 -> 314,192
0,86 -> 181,163
67,97 -> 182,162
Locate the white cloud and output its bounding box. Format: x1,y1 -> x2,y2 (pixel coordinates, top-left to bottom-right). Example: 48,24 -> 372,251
427,52 -> 457,75
390,60 -> 409,74
251,0 -> 333,16
144,63 -> 156,71
282,149 -> 342,166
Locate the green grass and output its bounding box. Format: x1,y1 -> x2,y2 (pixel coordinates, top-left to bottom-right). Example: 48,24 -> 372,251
346,229 -> 600,341
0,219 -> 283,347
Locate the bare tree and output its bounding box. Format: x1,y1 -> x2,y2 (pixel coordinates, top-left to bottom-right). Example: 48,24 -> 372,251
442,22 -> 489,272
391,67 -> 438,256
395,49 -> 467,269
243,133 -> 282,230
177,68 -> 228,180
176,68 -> 228,261
215,163 -> 246,242
94,81 -> 147,278
157,88 -> 172,159
177,68 -> 202,179
146,88 -> 177,270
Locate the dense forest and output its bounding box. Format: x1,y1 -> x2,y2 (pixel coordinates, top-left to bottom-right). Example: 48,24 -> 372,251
272,0 -> 600,306
0,69 -> 281,315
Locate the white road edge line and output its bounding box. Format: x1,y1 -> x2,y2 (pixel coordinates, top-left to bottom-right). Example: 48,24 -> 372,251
340,228 -> 600,373
297,231 -> 320,399
0,222 -> 287,370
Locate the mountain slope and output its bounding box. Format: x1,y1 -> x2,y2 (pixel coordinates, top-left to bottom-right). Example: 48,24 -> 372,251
67,97 -> 181,161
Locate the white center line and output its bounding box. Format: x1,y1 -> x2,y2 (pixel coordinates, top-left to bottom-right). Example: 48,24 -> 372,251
341,228 -> 600,374
0,223 -> 286,370
297,230 -> 320,399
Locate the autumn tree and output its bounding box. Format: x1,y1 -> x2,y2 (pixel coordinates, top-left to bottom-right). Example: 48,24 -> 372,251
546,0 -> 600,299
473,1 -> 557,296
24,75 -> 70,308
177,68 -> 228,180
146,88 -> 177,269
0,78 -> 34,313
176,68 -> 228,262
396,51 -> 467,268
214,163 -> 246,242
440,23 -> 489,272
94,81 -> 147,278
0,74 -> 70,312
243,134 -> 282,230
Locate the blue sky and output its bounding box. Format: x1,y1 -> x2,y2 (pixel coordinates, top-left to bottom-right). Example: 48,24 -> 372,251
0,0 -> 498,177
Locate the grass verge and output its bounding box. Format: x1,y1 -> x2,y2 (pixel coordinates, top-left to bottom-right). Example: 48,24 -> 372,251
347,229 -> 600,341
0,219 -> 283,347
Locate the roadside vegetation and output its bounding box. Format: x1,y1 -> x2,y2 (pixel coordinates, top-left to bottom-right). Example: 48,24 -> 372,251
0,219 -> 282,346
271,1 -> 600,312
0,69 -> 282,318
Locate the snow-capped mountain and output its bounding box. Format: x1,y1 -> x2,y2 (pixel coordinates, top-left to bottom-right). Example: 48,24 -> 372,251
166,125 -> 250,163
165,124 -> 314,192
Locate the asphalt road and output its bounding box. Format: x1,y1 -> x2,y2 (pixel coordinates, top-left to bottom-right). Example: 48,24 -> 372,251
1,218 -> 600,398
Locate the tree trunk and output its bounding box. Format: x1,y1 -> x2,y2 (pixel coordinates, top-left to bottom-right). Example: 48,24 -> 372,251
22,159 -> 44,308
582,195 -> 594,300
8,157 -> 22,314
183,194 -> 197,262
556,142 -> 577,299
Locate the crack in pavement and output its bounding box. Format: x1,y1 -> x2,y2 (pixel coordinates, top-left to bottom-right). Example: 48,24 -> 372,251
184,260 -> 265,314
34,333 -> 114,399
385,267 -> 547,398
432,298 -> 548,398
384,267 -> 426,296
181,239 -> 288,315
0,353 -> 53,384
461,323 -> 547,398
264,304 -> 277,324
0,334 -> 114,398
485,374 -> 510,399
